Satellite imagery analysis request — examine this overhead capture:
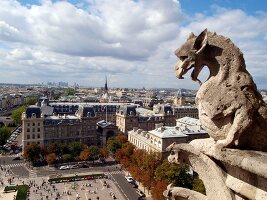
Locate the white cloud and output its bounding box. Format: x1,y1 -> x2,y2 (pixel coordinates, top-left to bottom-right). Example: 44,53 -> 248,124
0,1 -> 266,89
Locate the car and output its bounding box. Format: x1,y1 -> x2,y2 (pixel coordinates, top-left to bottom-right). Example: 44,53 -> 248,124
70,165 -> 79,169
136,189 -> 145,197
80,164 -> 89,168
13,156 -> 21,160
130,181 -> 138,188
125,176 -> 135,183
59,165 -> 69,170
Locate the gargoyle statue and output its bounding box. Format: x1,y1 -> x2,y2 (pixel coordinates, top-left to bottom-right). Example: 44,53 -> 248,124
175,29 -> 267,151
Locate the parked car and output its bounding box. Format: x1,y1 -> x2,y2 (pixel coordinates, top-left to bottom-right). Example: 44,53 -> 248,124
12,156 -> 21,160
59,165 -> 69,170
136,189 -> 145,197
130,181 -> 138,188
80,164 -> 89,168
125,176 -> 135,183
70,165 -> 79,169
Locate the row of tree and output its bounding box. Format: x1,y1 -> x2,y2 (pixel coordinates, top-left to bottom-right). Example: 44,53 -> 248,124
107,134 -> 205,200
23,142 -> 109,166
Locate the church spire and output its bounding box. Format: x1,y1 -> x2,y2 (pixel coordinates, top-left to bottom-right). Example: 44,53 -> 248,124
104,76 -> 108,92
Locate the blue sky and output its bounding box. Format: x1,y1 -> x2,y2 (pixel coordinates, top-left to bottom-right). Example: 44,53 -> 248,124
0,0 -> 267,89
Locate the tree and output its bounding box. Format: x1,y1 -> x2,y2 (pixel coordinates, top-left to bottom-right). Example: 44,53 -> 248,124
79,149 -> 91,161
192,175 -> 206,195
23,144 -> 41,164
47,143 -> 61,155
89,146 -> 99,163
116,133 -> 128,144
69,142 -> 83,157
63,154 -> 73,162
0,127 -> 11,146
11,106 -> 27,124
99,147 -> 109,159
151,180 -> 168,200
26,98 -> 38,105
107,139 -> 122,154
46,153 -> 57,165
65,88 -> 75,96
155,160 -> 193,189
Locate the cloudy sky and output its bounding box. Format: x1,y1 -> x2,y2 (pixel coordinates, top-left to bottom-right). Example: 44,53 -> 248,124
0,0 -> 267,89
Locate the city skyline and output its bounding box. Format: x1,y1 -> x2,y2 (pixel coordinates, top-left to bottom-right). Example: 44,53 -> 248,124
0,0 -> 267,89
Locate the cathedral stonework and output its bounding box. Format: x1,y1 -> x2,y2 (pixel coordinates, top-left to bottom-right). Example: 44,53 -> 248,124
164,30 -> 267,200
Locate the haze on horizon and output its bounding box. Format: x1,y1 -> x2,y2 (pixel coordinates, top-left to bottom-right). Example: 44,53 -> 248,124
0,0 -> 267,89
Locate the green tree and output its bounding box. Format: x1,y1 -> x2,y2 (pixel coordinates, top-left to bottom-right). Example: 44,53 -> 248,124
0,127 -> 11,146
26,98 -> 38,105
155,159 -> 193,189
192,175 -> 206,195
11,106 -> 27,124
65,88 -> 75,96
107,138 -> 122,154
69,142 -> 83,157
23,144 -> 41,164
89,146 -> 99,163
63,154 -> 73,162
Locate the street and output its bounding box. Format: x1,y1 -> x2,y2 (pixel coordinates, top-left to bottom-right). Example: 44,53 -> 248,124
0,155 -> 150,199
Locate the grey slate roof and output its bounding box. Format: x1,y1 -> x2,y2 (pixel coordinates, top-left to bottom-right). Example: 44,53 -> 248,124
26,106 -> 41,118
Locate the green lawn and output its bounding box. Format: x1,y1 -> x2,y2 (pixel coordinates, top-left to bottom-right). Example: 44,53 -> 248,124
4,185 -> 29,200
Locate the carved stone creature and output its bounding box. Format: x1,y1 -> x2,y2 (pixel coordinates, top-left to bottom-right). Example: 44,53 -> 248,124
175,29 -> 267,151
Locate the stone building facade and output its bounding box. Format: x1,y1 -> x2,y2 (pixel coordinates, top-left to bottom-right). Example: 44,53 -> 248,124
128,117 -> 209,156
21,103 -> 126,150
116,104 -> 176,134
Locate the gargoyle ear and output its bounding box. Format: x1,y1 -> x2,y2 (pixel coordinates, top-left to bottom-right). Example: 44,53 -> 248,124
194,29 -> 208,55
187,32 -> 196,41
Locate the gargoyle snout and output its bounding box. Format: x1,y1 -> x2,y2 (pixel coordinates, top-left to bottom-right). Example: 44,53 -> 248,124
175,60 -> 184,79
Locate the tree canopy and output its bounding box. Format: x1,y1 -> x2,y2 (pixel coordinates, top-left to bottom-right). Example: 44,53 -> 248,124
11,105 -> 27,124
0,127 -> 11,146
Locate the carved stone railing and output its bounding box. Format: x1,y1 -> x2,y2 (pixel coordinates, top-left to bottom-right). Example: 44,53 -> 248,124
164,138 -> 267,200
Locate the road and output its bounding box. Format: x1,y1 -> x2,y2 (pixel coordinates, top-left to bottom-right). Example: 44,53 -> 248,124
0,155 -> 145,199
111,173 -> 140,200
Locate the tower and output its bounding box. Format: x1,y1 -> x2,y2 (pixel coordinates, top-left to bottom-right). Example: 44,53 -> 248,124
104,76 -> 108,93
100,76 -> 109,103
174,88 -> 186,106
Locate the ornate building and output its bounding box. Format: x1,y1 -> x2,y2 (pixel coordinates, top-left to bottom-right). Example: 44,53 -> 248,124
128,117 -> 208,156
116,104 -> 176,134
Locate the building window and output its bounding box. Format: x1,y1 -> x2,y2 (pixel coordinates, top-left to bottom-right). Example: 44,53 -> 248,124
32,134 -> 35,139
27,123 -> 30,126
27,135 -> 30,139
37,128 -> 40,132
32,123 -> 35,126
27,128 -> 30,132
32,128 -> 35,132
27,142 -> 30,145
38,123 -> 40,126
37,142 -> 40,144
37,134 -> 40,139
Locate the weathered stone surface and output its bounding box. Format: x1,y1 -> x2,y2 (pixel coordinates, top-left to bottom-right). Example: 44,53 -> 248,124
174,29 -> 267,151
164,184 -> 207,200
165,30 -> 267,200
165,142 -> 267,200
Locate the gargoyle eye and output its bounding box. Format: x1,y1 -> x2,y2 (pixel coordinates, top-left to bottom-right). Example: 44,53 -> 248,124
170,151 -> 175,155
179,56 -> 187,61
